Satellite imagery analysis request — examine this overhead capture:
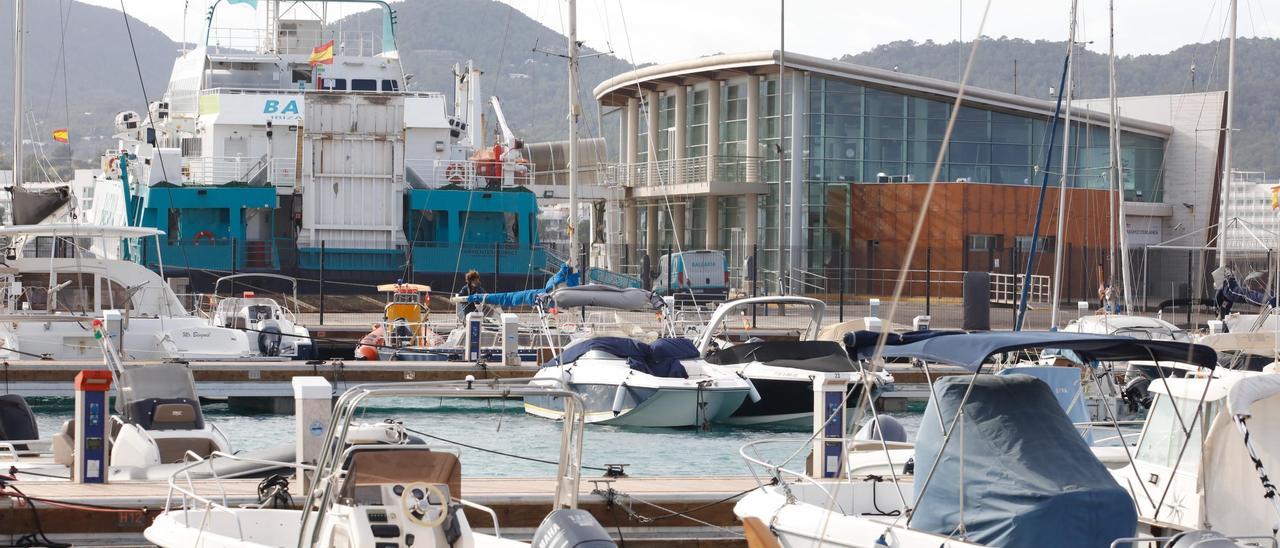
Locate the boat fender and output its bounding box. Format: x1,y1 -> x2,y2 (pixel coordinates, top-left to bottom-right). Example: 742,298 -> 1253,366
532,508 -> 617,548
737,373 -> 763,403
611,383 -> 628,416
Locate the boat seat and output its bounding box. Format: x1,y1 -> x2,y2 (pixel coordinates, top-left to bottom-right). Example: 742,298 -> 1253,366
231,317 -> 248,330
340,448 -> 462,499
52,419 -> 122,467
154,437 -> 220,464
125,398 -> 205,431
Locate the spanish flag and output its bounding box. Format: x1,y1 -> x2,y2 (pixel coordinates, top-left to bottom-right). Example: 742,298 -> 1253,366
51,129 -> 69,143
309,40 -> 335,66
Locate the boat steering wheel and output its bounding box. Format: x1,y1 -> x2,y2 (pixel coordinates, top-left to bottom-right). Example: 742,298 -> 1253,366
399,482 -> 449,528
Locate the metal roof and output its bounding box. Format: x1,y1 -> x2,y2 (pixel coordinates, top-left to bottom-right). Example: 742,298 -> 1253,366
594,50 -> 1173,138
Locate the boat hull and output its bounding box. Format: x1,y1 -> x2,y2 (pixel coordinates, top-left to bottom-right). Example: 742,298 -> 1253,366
525,382 -> 749,428
725,375 -> 876,428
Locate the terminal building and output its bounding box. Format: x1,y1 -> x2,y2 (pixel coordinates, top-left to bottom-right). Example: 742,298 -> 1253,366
592,51 -> 1225,303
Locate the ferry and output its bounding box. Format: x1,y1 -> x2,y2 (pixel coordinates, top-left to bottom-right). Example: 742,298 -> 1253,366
82,0 -> 547,293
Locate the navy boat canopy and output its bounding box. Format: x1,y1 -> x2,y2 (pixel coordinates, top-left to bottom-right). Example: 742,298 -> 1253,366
843,330 -> 1217,371
547,336 -> 697,378
913,374 -> 1137,546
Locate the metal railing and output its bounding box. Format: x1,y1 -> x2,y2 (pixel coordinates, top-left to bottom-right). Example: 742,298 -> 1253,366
606,155 -> 764,187
205,27 -> 381,57
405,159 -> 536,190
185,156 -> 297,186
990,272 -> 1052,306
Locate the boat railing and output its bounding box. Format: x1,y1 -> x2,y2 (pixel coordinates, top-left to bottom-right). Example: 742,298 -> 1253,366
185,155 -> 288,186
1111,535 -> 1277,548
0,440 -> 53,460
161,450 -> 315,541
205,27 -> 382,57
405,158 -> 537,189
737,438 -> 850,514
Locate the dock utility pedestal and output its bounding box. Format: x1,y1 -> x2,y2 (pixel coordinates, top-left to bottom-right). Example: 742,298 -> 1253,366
73,369 -> 113,483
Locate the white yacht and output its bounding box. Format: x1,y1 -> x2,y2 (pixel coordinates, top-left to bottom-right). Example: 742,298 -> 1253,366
209,273 -> 314,359
0,224 -> 253,361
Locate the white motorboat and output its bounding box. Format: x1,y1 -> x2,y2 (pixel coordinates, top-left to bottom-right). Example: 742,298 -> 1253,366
734,331 -> 1243,547
697,296 -> 891,428
144,382 -> 617,548
209,274 -> 314,359
525,285 -> 754,428
0,224 -> 253,361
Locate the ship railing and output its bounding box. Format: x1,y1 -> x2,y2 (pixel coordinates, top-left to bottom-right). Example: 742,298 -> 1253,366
605,155 -> 765,187
184,156 -> 298,186
205,27 -> 381,57
405,159 -> 537,189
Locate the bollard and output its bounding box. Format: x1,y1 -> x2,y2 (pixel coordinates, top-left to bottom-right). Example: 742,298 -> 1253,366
862,317 -> 883,332
1077,301 -> 1089,320
912,315 -> 931,331
1208,320 -> 1224,335
103,309 -> 124,353
869,298 -> 880,320
464,312 -> 483,363
293,376 -> 332,491
73,370 -> 113,484
812,372 -> 850,479
501,313 -> 520,366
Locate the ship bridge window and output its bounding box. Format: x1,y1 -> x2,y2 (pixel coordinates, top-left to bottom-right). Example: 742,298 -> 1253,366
351,79 -> 377,91
53,273 -> 94,313
291,68 -> 313,86
100,278 -> 137,311
16,272 -> 50,312
323,78 -> 347,91
381,80 -> 399,92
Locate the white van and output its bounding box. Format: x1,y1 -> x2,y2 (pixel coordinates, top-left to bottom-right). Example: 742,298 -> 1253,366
654,250 -> 730,303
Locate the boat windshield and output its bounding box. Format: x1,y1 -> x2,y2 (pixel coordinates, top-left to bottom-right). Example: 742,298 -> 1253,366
1113,326 -> 1191,342
116,364 -> 199,408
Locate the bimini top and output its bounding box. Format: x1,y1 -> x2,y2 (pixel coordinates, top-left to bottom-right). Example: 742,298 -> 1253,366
0,224 -> 164,239
844,330 -> 1218,371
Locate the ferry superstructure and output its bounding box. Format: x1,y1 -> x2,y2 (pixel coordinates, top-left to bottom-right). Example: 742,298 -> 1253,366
86,0 -> 546,292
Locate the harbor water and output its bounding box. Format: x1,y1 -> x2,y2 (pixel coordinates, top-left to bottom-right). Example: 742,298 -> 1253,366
29,398 -> 921,477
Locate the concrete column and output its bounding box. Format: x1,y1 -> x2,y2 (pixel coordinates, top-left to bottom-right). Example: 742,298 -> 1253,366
745,75 -> 760,183
745,194 -> 759,252
625,97 -> 639,186
788,70 -> 807,293
673,86 -> 688,184
645,90 -> 660,187
673,203 -> 687,249
293,376 -> 332,490
706,197 -> 720,250
624,199 -> 638,266
706,80 -> 722,182
646,202 -> 659,261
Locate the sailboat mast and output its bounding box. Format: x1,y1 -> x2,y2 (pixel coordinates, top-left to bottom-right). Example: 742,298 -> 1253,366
567,0 -> 581,264
1218,0 -> 1237,270
1050,0 -> 1078,326
1107,0 -> 1119,299
11,0 -> 24,189
1111,0 -> 1134,314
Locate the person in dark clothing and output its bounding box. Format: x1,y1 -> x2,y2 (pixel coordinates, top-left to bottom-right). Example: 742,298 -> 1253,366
457,270 -> 486,319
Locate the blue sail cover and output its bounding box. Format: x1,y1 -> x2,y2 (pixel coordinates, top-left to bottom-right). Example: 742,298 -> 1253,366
546,336 -> 695,378
464,263 -> 580,308
912,375 -> 1136,547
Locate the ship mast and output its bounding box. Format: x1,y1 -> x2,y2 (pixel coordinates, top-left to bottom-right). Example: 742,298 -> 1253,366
567,0 -> 581,265
1218,0 -> 1237,270
1049,0 -> 1077,327
11,0 -> 24,191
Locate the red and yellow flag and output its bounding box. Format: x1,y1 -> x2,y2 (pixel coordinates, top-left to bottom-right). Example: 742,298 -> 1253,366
308,40 -> 334,66
1271,185 -> 1280,210
51,129 -> 69,143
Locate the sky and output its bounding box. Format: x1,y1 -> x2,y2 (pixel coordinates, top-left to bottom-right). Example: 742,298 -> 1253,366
80,0 -> 1277,65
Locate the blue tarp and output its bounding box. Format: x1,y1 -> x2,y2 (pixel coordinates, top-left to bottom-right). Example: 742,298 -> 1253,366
913,374 -> 1137,546
546,336 -> 696,379
464,263 -> 580,308
842,330 -> 1217,371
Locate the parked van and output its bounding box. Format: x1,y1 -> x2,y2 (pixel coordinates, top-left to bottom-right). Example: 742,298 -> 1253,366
654,250 -> 730,303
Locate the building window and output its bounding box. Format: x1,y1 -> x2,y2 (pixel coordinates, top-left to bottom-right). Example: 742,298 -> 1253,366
968,234 -> 998,251
688,88 -> 708,158
351,79 -> 377,91
1015,235 -> 1054,252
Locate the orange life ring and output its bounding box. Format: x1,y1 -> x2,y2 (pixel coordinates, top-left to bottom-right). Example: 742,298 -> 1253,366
444,163 -> 466,184
193,230 -> 216,245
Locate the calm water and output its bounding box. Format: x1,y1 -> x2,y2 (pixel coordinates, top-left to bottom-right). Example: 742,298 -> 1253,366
28,398 -> 922,477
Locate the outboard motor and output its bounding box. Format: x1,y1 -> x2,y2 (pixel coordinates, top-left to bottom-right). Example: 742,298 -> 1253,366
532,509 -> 617,548
0,395 -> 39,450
854,415 -> 907,443
257,321 -> 283,357
1122,376 -> 1152,412
1169,530 -> 1256,548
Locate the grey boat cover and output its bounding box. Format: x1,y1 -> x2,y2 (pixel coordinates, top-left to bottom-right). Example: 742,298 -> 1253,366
550,284 -> 663,311
8,185 -> 71,225
913,375 -> 1136,547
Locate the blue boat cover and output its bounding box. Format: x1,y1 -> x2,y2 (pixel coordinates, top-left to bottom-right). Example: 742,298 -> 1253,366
464,263 -> 580,308
996,366 -> 1094,444
913,374 -> 1137,546
843,330 -> 1217,371
546,336 -> 696,379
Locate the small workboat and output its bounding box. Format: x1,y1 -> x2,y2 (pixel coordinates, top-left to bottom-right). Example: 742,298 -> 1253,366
208,274 -> 313,359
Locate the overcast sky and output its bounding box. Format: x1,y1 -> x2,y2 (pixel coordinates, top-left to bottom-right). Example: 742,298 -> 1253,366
81,0 -> 1275,65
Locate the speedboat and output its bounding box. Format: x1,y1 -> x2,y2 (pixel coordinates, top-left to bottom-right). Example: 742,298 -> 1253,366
0,224 -> 253,361
208,274 -> 313,359
524,285 -> 753,428
697,296 -> 891,428
144,381 -> 617,548
734,331 -> 1242,547
1060,313 -> 1197,380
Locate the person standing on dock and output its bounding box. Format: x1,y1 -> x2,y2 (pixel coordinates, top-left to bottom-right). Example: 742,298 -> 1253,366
458,270 -> 487,319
